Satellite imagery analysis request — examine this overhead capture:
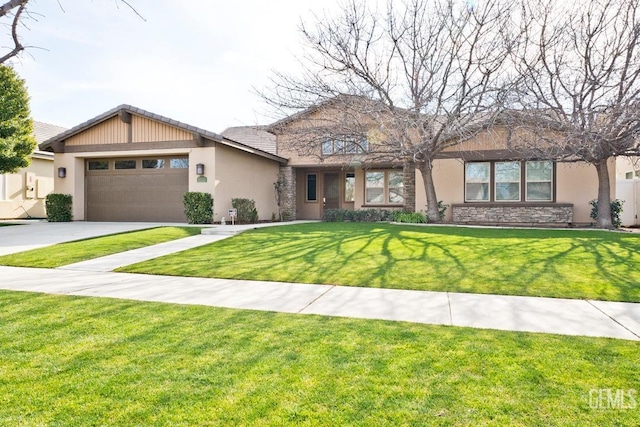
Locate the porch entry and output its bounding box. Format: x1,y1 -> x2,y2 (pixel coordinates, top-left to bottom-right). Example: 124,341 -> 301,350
323,173 -> 340,210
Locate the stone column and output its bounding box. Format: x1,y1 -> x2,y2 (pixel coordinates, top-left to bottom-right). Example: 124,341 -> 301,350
278,166 -> 296,220
402,162 -> 416,212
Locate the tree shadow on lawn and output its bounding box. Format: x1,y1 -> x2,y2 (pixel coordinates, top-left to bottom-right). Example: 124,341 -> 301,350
126,223 -> 640,302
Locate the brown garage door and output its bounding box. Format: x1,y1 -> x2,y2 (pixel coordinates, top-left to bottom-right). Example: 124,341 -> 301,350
86,157 -> 189,222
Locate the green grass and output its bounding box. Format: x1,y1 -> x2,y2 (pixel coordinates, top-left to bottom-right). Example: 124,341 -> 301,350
120,222 -> 640,302
0,290 -> 637,426
0,226 -> 202,268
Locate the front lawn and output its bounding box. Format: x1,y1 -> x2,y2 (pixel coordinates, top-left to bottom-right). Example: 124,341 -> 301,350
0,290 -> 637,426
0,226 -> 202,268
120,223 -> 640,302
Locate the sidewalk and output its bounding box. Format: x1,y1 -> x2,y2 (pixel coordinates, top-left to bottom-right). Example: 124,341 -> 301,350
1,221 -> 639,341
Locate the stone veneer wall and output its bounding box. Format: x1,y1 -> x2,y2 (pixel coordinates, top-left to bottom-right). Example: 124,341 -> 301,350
452,204 -> 573,224
278,166 -> 296,220
403,163 -> 416,212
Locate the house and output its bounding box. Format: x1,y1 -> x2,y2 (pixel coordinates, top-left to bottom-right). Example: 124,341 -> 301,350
233,101 -> 611,225
39,105 -> 286,222
40,102 -> 613,225
0,121 -> 66,219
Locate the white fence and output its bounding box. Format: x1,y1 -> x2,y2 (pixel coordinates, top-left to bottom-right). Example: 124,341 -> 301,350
616,179 -> 640,226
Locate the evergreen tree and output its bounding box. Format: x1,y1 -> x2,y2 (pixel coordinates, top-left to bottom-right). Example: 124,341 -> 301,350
0,64 -> 36,173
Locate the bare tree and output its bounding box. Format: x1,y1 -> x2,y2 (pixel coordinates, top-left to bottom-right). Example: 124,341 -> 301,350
508,0 -> 640,228
1,0 -> 144,64
263,0 -> 513,221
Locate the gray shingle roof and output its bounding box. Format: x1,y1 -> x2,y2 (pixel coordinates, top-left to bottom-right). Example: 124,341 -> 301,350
38,105 -> 287,163
33,121 -> 68,144
221,126 -> 277,155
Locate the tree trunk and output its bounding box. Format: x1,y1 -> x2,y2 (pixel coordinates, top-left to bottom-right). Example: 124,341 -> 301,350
418,161 -> 441,222
594,158 -> 614,229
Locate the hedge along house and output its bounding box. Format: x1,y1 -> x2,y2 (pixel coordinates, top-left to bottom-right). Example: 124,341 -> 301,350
39,105 -> 286,222
237,100 -> 615,225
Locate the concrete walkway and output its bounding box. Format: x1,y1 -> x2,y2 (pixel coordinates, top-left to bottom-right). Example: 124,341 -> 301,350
1,220 -> 639,341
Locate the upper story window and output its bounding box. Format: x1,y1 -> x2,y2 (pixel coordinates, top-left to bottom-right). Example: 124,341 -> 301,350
322,137 -> 369,155
465,160 -> 554,202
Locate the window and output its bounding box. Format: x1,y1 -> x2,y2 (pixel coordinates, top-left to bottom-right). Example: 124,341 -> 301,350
88,160 -> 109,170
526,161 -> 553,201
365,170 -> 404,205
345,173 -> 355,202
322,137 -> 369,155
306,173 -> 317,202
142,159 -> 165,169
624,170 -> 640,179
465,160 -> 555,202
495,162 -> 520,201
465,162 -> 490,201
115,160 -> 136,170
170,158 -> 189,169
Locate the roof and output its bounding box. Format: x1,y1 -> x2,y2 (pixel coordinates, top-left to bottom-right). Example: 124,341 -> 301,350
221,126 -> 277,155
33,121 -> 68,144
38,104 -> 287,164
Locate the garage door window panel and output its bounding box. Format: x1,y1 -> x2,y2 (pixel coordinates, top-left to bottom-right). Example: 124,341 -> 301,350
88,160 -> 109,171
170,158 -> 189,169
142,159 -> 165,169
115,160 -> 136,170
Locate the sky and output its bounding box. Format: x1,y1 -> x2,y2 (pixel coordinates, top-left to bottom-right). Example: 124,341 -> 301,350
5,0 -> 341,133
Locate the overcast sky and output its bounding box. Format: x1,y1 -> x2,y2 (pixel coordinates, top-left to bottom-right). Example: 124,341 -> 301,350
6,0 -> 339,132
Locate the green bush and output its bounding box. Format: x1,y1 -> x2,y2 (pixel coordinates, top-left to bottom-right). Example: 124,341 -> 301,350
322,209 -> 395,222
45,193 -> 72,222
232,198 -> 259,224
183,192 -> 213,224
393,211 -> 427,223
589,199 -> 624,228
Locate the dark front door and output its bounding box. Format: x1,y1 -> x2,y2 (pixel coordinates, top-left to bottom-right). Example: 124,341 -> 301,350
323,173 -> 340,211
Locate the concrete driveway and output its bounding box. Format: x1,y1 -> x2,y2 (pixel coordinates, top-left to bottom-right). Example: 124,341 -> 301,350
0,220 -> 201,256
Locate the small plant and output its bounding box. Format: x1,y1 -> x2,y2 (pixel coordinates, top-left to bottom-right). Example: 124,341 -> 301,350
45,193 -> 72,222
426,201 -> 448,222
232,198 -> 259,224
322,208 -> 395,222
589,199 -> 624,228
183,192 -> 213,224
393,211 -> 427,223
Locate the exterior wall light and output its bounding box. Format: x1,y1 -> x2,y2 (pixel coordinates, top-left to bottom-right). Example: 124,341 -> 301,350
196,163 -> 205,175
58,167 -> 67,178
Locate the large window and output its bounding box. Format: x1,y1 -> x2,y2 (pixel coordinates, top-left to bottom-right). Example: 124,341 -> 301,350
365,170 -> 404,205
526,161 -> 553,201
322,137 -> 369,155
306,173 -> 317,202
465,161 -> 554,202
495,162 -> 521,201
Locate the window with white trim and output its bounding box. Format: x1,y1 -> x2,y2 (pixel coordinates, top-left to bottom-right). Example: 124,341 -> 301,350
322,137 -> 369,155
365,170 -> 404,205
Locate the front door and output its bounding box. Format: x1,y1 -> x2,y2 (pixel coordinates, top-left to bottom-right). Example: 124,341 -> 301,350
323,173 -> 340,211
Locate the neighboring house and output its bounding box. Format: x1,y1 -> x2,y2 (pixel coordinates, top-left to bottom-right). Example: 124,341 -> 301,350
0,121 -> 66,219
39,105 -> 286,222
616,156 -> 640,180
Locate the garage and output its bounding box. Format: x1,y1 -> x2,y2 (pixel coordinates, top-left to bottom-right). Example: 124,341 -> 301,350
85,157 -> 188,222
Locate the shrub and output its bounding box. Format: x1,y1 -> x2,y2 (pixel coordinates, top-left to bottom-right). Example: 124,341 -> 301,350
393,211 -> 427,223
232,198 -> 259,224
322,208 -> 395,222
183,192 -> 213,224
589,199 -> 624,228
45,193 -> 73,222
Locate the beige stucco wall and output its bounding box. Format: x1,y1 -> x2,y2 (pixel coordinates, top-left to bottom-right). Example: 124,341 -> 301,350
415,159 -> 464,222
556,159 -> 616,224
616,156 -> 639,180
0,155 -> 54,219
214,144 -> 280,222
